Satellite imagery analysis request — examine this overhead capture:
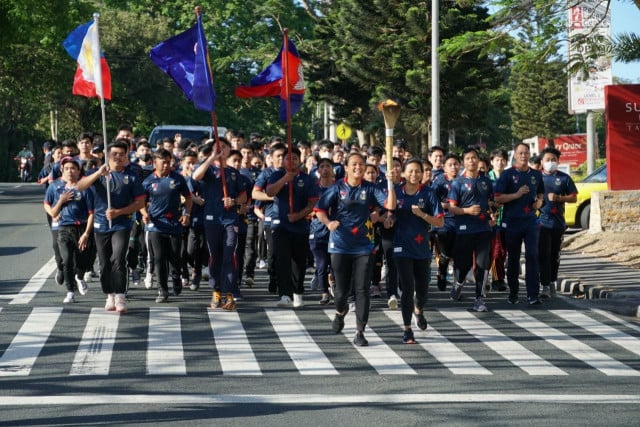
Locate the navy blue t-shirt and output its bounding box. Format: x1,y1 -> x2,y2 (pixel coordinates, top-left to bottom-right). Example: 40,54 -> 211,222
309,182 -> 334,244
187,177 -> 205,230
393,184 -> 443,259
539,170 -> 578,230
44,179 -> 94,226
240,167 -> 260,221
431,173 -> 456,232
315,179 -> 388,255
494,166 -> 544,230
447,173 -> 494,234
142,171 -> 191,235
198,165 -> 245,226
235,173 -> 254,234
267,169 -> 318,234
86,167 -> 145,233
253,167 -> 276,225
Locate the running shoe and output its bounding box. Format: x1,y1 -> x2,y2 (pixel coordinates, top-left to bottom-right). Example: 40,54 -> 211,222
540,285 -> 551,299
414,311 -> 428,331
293,293 -> 304,308
75,275 -> 88,296
221,298 -> 237,311
491,279 -> 507,291
507,294 -> 519,304
63,292 -> 75,304
370,285 -> 382,298
353,331 -> 368,347
332,308 -> 348,334
450,283 -> 463,301
319,294 -> 331,305
473,297 -> 488,312
402,329 -> 416,344
277,295 -> 292,308
114,294 -> 127,313
245,277 -> 254,288
144,272 -> 153,289
210,291 -> 222,309
155,290 -> 169,303
105,293 -> 116,311
527,296 -> 542,306
387,295 -> 398,310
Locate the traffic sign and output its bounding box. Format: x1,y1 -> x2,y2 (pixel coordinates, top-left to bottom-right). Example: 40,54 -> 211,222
336,123 -> 352,141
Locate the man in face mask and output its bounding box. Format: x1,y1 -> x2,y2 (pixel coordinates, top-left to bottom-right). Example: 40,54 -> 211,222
538,146 -> 578,299
136,141 -> 153,167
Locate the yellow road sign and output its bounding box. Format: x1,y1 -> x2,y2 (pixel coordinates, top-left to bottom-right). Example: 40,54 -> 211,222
336,123 -> 352,140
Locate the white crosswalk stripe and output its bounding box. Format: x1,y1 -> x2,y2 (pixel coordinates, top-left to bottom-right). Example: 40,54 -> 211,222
0,307 -> 62,376
1,306 -> 640,377
70,308 -> 119,376
384,311 -> 492,375
266,309 -> 338,375
497,310 -> 640,376
324,309 -> 417,375
439,309 -> 568,375
207,308 -> 262,376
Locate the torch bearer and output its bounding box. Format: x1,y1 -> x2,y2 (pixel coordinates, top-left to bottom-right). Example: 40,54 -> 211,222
378,99 -> 401,192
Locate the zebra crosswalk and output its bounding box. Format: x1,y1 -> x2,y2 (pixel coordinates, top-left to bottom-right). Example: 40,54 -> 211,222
0,306 -> 639,378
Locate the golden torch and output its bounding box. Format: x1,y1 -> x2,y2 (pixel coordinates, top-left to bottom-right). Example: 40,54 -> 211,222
378,99 -> 401,191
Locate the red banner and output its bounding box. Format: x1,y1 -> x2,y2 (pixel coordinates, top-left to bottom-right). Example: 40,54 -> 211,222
605,84 -> 640,190
553,134 -> 588,168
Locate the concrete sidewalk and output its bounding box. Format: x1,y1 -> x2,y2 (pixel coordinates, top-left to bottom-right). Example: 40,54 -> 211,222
557,251 -> 640,318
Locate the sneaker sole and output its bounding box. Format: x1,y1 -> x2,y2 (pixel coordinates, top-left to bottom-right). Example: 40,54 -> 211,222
388,300 -> 398,310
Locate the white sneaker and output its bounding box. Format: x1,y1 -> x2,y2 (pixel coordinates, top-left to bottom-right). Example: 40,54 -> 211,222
115,293 -> 127,313
349,301 -> 356,314
83,271 -> 92,282
105,293 -> 116,311
387,295 -> 398,310
258,260 -> 267,269
181,277 -> 189,288
63,292 -> 75,304
277,295 -> 292,308
540,285 -> 551,299
144,272 -> 153,289
75,275 -> 88,296
293,293 -> 304,308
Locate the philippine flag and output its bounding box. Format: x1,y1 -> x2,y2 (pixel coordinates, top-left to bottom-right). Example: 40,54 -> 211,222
62,19 -> 112,100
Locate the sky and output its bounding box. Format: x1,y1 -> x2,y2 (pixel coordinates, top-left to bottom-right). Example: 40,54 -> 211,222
611,1 -> 640,82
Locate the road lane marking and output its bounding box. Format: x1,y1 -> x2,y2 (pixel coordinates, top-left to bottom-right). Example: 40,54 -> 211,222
0,307 -> 62,376
384,311 -> 491,375
1,393 -> 639,405
70,308 -> 119,376
265,309 -> 338,375
208,309 -> 262,375
146,307 -> 186,375
10,256 -> 57,305
592,309 -> 640,334
498,310 -> 640,377
324,309 -> 417,375
439,309 -> 567,376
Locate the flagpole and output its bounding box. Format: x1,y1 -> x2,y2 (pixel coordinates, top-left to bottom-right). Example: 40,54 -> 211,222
282,29 -> 294,212
196,6 -> 228,200
93,12 -> 112,229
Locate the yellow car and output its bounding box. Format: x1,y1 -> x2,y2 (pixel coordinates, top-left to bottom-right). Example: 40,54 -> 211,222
564,164 -> 607,229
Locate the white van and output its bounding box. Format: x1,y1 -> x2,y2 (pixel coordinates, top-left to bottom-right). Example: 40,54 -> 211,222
148,125 -> 227,149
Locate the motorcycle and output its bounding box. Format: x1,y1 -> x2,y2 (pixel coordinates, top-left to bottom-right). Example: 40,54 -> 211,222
14,156 -> 33,182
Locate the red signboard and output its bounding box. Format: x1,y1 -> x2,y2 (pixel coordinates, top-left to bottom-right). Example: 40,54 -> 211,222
605,84 -> 640,190
553,134 -> 587,168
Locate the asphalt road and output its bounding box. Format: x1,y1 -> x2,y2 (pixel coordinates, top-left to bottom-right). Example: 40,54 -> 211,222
1,182 -> 639,426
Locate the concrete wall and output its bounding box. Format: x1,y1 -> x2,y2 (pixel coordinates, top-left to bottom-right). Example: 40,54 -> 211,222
590,191 -> 640,232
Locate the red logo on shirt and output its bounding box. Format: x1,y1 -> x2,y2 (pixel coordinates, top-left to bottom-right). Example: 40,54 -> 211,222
414,233 -> 424,244
351,226 -> 359,235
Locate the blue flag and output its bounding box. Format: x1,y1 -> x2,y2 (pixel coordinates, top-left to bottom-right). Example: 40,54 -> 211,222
235,37 -> 306,122
149,15 -> 215,112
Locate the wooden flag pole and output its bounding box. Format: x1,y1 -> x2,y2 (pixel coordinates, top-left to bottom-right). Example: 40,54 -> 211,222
196,6 -> 228,200
283,29 -> 294,212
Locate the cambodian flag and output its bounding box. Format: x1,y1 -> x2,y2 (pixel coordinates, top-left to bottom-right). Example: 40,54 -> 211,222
62,19 -> 112,100
235,36 -> 306,122
149,15 -> 216,112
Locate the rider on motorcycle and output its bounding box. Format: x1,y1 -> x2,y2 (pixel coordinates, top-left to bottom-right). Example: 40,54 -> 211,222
15,144 -> 35,181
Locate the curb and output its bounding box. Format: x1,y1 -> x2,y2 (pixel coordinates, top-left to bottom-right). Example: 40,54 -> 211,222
556,277 -> 640,318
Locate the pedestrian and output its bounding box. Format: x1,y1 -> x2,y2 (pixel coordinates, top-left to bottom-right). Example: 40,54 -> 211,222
76,139 -> 146,313
389,159 -> 443,344
309,158 -> 335,305
315,152 -> 396,347
141,148 -> 192,303
447,147 -> 495,312
494,142 -> 545,305
488,149 -> 508,292
266,147 -> 318,308
192,139 -> 247,311
44,156 -> 94,303
538,146 -> 578,298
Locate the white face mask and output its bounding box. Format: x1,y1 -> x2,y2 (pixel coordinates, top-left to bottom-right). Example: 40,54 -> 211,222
319,151 -> 331,159
543,161 -> 558,173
